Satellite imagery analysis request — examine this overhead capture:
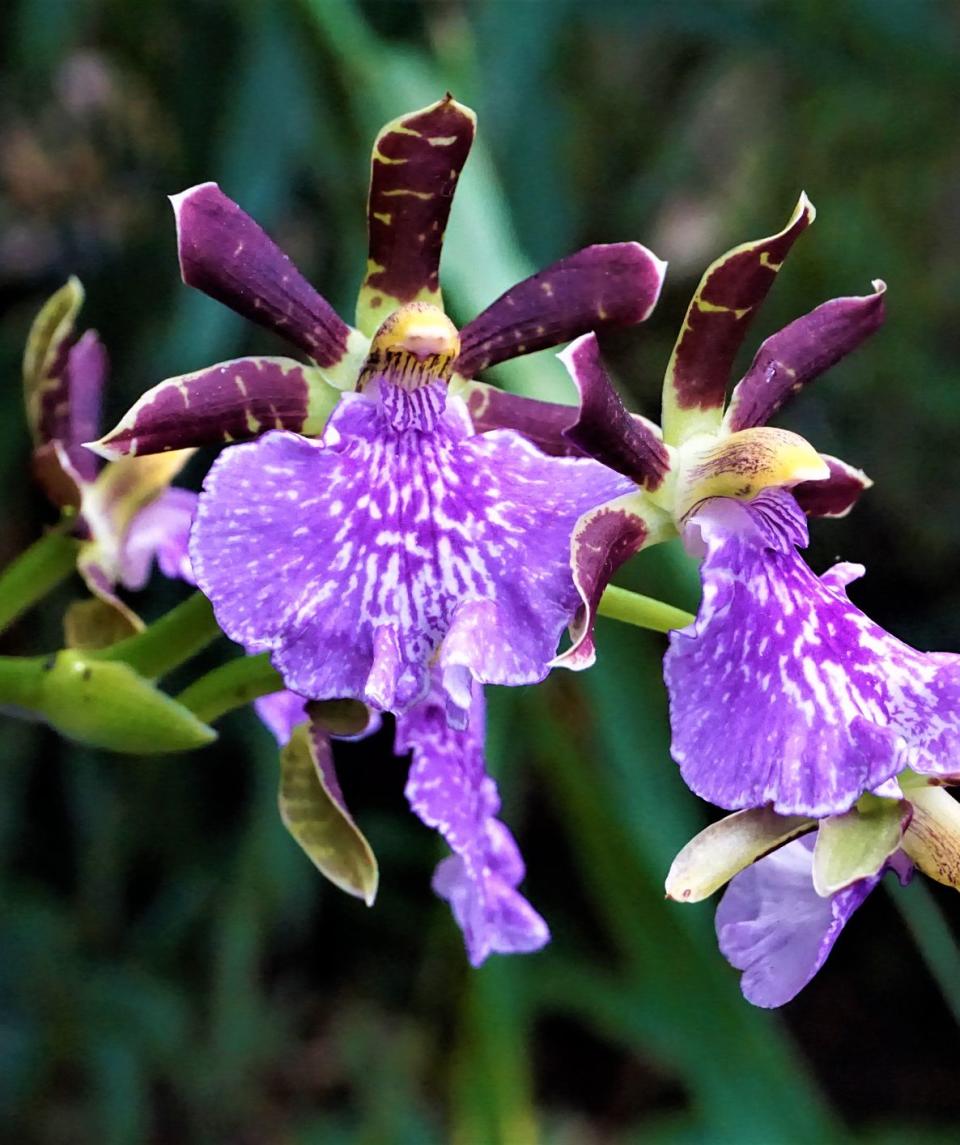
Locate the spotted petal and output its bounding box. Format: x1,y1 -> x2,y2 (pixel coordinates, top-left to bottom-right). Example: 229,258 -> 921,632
190,393 -> 632,715
461,380 -> 582,458
723,282 -> 886,432
716,836 -> 881,1008
455,243 -> 666,378
90,357 -> 340,459
171,182 -> 367,384
397,682 -> 548,965
559,334 -> 669,489
356,95 -> 476,337
665,491 -> 960,816
553,490 -> 673,672
661,194 -> 815,446
793,455 -> 872,519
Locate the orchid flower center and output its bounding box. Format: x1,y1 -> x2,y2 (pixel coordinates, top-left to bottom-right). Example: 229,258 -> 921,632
358,303 -> 461,433
360,302 -> 460,393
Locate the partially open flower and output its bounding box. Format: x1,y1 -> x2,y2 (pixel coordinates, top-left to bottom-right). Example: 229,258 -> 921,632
22,278 -> 197,629
666,773 -> 960,1007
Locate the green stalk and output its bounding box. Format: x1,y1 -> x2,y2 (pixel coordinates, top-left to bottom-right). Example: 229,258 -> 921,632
0,529 -> 80,635
176,653 -> 283,725
91,592 -> 222,679
597,584 -> 694,634
0,655 -> 45,711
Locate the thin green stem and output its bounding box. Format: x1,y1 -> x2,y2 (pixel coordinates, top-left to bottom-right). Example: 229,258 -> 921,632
596,584 -> 694,635
92,591 -> 222,679
176,653 -> 283,725
0,654 -> 46,711
0,528 -> 80,635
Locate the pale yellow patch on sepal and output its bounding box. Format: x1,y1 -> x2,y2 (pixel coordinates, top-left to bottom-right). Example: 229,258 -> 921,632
902,785 -> 960,891
812,793 -> 907,897
666,807 -> 815,903
279,722 -> 379,905
23,276 -> 85,443
673,426 -> 829,521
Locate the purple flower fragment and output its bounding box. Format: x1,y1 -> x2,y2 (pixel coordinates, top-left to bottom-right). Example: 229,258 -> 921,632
665,490 -> 960,817
715,835 -> 907,1008
22,279 -> 197,627
397,684 -> 549,965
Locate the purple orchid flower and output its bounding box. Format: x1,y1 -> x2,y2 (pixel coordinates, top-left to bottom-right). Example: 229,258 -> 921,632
543,196 -> 885,672
519,198 -> 949,818
666,774 -> 960,1006
666,491 -> 960,817
90,96 -> 664,719
256,681 -> 547,965
23,278 -> 197,629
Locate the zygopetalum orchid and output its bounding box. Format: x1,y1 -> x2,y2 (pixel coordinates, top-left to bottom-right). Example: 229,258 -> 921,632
23,278 -> 196,630
665,770 -> 960,1007
85,95 -> 666,964
89,95 -> 664,719
535,197 -> 960,817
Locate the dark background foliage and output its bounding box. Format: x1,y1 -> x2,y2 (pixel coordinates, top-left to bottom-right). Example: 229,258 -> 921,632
1,1 -> 959,1141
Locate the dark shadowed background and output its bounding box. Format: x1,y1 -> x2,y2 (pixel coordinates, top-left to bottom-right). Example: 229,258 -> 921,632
2,1 -> 959,1141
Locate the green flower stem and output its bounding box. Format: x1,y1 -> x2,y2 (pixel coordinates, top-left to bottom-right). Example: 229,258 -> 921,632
176,653 -> 284,725
92,591 -> 222,679
0,654 -> 45,711
0,528 -> 80,635
597,584 -> 694,634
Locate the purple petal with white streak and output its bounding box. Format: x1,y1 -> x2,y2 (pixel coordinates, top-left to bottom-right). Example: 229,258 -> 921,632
666,490 -> 960,816
716,836 -> 879,1007
190,390 -> 632,714
397,683 -> 549,965
118,487 -> 198,591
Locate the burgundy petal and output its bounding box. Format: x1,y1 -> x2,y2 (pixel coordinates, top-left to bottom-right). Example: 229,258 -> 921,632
554,491 -> 672,671
559,333 -> 669,490
455,242 -> 667,378
356,95 -> 476,335
171,182 -> 356,370
90,357 -> 340,458
462,380 -> 582,457
662,194 -> 814,444
724,282 -> 886,432
793,455 -> 872,519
